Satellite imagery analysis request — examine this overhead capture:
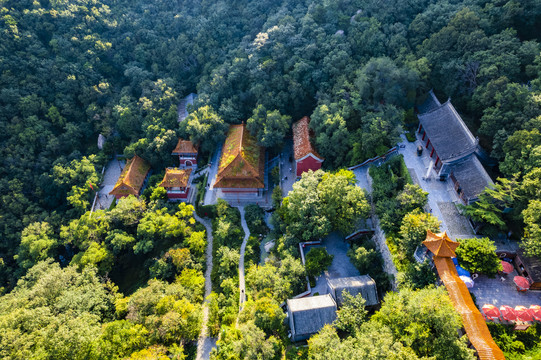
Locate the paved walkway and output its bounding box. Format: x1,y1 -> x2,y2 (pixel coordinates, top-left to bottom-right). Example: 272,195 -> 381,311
237,206 -> 250,312
471,270 -> 541,308
398,134 -> 475,239
194,212 -> 217,360
312,232 -> 360,295
279,139 -> 297,197
203,144 -> 222,206
351,166 -> 371,192
95,157 -> 124,210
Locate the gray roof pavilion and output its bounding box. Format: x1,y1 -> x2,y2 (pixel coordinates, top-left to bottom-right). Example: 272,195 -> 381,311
449,156 -> 493,204
287,294 -> 337,342
327,275 -> 379,307
417,89 -> 441,114
418,92 -> 477,162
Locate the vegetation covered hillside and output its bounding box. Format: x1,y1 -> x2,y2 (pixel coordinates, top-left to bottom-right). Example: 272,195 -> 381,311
1,0 -> 541,358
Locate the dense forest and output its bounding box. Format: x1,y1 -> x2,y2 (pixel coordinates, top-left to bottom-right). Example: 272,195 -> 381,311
1,0 -> 541,358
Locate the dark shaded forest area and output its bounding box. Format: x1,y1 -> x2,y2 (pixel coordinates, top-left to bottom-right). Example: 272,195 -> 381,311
1,0 -> 541,358
2,0 -> 541,286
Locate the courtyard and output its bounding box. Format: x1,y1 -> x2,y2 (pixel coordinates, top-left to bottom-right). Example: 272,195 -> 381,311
308,232 -> 361,295
471,270 -> 541,308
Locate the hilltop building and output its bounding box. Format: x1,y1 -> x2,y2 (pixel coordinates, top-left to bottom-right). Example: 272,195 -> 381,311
287,294 -> 337,342
158,168 -> 192,200
172,139 -> 198,167
213,124 -> 266,198
109,155 -> 151,199
417,90 -> 493,204
293,116 -> 324,178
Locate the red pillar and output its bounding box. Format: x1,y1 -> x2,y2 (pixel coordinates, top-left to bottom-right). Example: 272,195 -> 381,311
418,124 -> 423,133
435,156 -> 439,167
430,147 -> 435,157
422,131 -> 426,140
426,138 -> 430,149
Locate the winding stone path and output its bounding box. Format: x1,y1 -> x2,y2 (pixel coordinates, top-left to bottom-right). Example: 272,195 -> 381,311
237,206 -> 250,312
194,213 -> 217,360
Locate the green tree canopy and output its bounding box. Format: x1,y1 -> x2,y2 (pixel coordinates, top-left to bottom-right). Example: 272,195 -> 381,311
308,324 -> 420,360
455,237 -> 502,276
238,297 -> 285,336
334,291 -> 368,336
521,200 -> 541,257
211,322 -> 281,360
372,287 -> 475,360
0,260 -> 116,359
304,247 -> 334,278
247,104 -> 291,148
398,210 -> 441,259
185,105 -> 228,153
281,170 -> 370,243
15,222 -> 58,270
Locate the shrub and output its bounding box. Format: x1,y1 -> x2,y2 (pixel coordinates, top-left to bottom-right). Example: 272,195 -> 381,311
347,240 -> 392,296
244,204 -> 269,235
305,247 -> 333,277
244,235 -> 261,266
399,259 -> 437,290
398,209 -> 440,259
455,237 -> 502,276
199,204 -> 217,219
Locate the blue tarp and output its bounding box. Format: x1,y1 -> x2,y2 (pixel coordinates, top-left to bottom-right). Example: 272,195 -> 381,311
456,265 -> 471,277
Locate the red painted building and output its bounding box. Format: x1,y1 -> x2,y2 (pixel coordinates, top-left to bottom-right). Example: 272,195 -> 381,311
109,155 -> 151,200
172,139 -> 198,167
159,168 -> 192,200
292,117 -> 324,178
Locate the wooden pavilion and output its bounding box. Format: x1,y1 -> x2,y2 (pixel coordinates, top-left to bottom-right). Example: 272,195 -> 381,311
158,168 -> 192,200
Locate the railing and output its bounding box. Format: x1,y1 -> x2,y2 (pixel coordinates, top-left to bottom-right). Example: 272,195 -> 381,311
294,240 -> 322,298
348,146 -> 399,170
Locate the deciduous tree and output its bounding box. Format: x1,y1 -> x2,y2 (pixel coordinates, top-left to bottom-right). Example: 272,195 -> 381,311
521,200 -> 541,258
398,210 -> 440,259
455,237 -> 502,276
15,222 -> 58,270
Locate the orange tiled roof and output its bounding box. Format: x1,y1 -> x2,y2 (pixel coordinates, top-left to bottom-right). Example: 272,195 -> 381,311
426,231 -> 505,359
172,139 -> 198,155
214,124 -> 265,189
292,116 -> 323,161
159,168 -> 192,188
422,230 -> 459,258
433,256 -> 505,359
109,155 -> 151,197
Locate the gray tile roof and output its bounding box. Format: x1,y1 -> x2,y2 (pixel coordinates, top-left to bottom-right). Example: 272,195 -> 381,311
418,98 -> 477,162
450,156 -> 492,202
417,89 -> 441,114
327,275 -> 379,306
287,294 -> 337,337
517,248 -> 541,282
